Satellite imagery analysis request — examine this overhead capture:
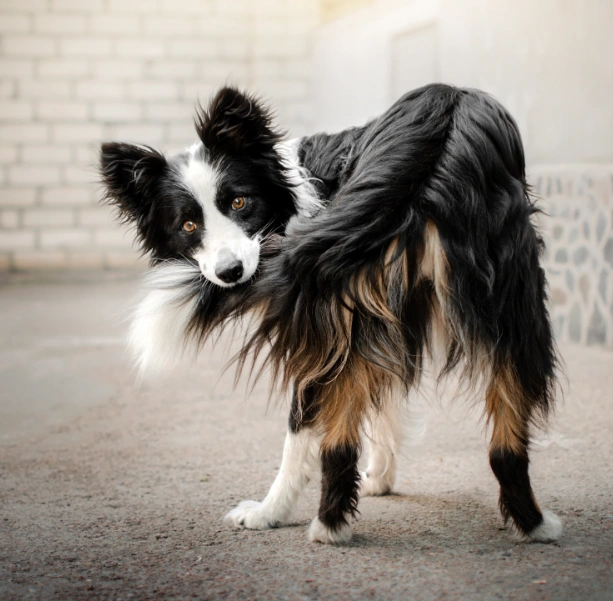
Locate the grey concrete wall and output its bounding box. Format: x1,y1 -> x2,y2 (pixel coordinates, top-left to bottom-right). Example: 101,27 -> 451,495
438,0 -> 613,166
309,0 -> 613,347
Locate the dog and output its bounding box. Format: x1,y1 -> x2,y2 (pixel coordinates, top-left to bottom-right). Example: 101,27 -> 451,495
99,84 -> 562,544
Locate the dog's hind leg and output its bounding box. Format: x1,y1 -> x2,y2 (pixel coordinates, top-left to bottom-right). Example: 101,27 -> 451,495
224,389 -> 320,530
487,363 -> 562,542
360,401 -> 403,496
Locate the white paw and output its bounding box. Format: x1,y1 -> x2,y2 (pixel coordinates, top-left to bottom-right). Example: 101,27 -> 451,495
224,500 -> 277,530
359,471 -> 393,496
521,510 -> 563,543
308,517 -> 352,544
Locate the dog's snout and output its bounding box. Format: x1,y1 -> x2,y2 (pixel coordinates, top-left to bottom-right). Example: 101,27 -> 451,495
215,260 -> 244,284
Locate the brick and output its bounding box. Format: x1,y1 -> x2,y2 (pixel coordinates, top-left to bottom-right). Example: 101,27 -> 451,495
253,61 -> 283,79
93,102 -> 142,122
168,39 -> 217,58
19,80 -> 71,98
105,250 -> 145,268
23,209 -> 74,227
34,14 -> 87,34
0,81 -> 16,98
66,250 -> 104,269
60,38 -> 112,57
104,124 -> 165,143
255,19 -> 315,37
128,81 -> 178,100
197,16 -> 250,38
52,123 -> 104,142
167,122 -> 196,143
37,102 -> 89,121
2,36 -> 57,57
108,0 -> 154,12
64,166 -> 95,184
93,227 -> 132,248
40,228 -> 91,248
21,145 -> 72,164
75,80 -> 124,100
73,145 -> 97,165
283,58 -> 312,78
115,39 -> 166,58
145,102 -> 194,121
78,207 -> 114,226
219,39 -> 250,60
0,146 -> 18,164
89,15 -> 141,35
0,101 -> 34,121
1,0 -> 47,10
213,0 -> 251,14
180,82 -> 219,102
0,188 -> 37,207
0,230 -> 35,250
0,14 -> 31,33
38,59 -> 90,79
159,0 -> 214,13
0,210 -> 19,229
259,81 -> 309,100
253,37 -> 309,59
0,58 -> 35,78
13,250 -> 67,270
254,0 -> 313,16
51,0 -> 104,11
93,60 -> 144,80
146,60 -> 197,79
41,187 -> 91,206
9,165 -> 61,185
195,60 -> 249,81
143,16 -> 194,35
0,124 -> 49,142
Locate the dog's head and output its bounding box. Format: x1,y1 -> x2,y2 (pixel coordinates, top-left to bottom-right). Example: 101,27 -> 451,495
99,87 -> 296,287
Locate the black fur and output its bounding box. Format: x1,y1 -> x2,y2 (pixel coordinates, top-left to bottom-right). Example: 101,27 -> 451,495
100,83 -> 560,542
319,444 -> 361,532
490,448 -> 544,535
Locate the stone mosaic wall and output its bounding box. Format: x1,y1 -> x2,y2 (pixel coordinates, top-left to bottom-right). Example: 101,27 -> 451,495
533,169 -> 613,348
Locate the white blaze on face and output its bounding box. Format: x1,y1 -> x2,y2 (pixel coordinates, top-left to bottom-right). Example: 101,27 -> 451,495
180,151 -> 260,288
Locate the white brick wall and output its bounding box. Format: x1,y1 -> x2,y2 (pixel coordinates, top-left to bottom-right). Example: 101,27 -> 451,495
0,0 -> 320,270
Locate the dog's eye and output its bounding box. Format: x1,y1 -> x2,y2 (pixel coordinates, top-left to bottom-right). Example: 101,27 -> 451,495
231,196 -> 246,211
182,221 -> 197,233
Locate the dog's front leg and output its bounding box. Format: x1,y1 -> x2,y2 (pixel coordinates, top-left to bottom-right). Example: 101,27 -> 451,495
224,391 -> 320,530
308,442 -> 359,544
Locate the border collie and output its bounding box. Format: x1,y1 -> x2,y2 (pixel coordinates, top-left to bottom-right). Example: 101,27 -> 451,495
100,84 -> 562,545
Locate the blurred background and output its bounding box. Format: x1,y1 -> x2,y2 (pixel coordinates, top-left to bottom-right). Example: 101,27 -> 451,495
0,0 -> 612,347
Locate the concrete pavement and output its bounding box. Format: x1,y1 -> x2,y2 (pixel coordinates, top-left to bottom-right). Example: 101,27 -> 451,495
1,273 -> 612,600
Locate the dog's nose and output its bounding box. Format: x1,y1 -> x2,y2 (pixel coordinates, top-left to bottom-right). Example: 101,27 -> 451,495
215,260 -> 244,284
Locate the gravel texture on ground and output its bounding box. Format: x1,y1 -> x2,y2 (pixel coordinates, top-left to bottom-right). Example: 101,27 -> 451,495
1,273 -> 612,601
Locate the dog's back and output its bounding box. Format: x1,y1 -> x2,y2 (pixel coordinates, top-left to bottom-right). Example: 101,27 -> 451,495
239,84 -> 560,542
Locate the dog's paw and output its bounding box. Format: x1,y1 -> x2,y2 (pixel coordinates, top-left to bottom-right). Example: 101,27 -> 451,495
520,510 -> 563,543
308,517 -> 352,544
359,471 -> 393,496
224,500 -> 277,530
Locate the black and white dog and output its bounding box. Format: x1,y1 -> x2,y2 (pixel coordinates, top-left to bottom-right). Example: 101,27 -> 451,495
100,84 -> 562,544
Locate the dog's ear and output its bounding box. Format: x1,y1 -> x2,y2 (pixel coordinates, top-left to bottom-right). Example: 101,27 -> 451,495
99,142 -> 167,245
195,87 -> 283,156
